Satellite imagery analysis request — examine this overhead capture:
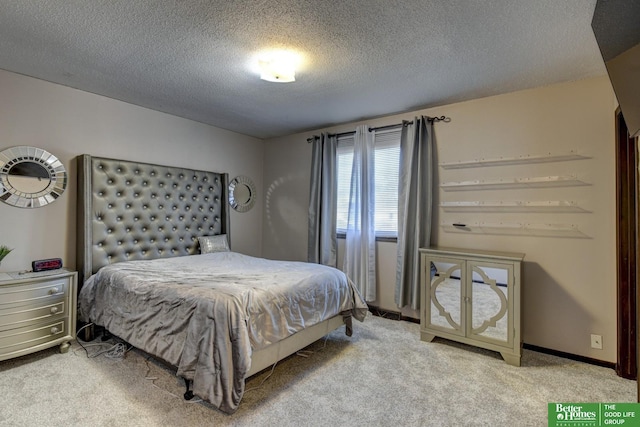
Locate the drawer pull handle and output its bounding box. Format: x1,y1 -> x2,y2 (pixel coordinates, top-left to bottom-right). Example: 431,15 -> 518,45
50,326 -> 59,334
50,307 -> 59,314
49,287 -> 59,295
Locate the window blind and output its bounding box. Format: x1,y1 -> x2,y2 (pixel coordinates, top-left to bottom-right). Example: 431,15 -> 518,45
336,128 -> 401,237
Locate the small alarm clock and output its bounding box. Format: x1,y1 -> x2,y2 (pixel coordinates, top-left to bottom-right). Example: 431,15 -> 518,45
32,258 -> 63,272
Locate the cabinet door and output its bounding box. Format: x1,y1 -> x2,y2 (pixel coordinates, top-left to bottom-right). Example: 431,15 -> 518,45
426,256 -> 465,337
466,261 -> 513,347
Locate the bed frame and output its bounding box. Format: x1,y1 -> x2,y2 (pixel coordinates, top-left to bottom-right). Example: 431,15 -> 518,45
75,154 -> 347,381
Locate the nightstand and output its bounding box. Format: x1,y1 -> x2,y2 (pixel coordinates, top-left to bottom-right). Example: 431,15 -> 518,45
0,269 -> 77,361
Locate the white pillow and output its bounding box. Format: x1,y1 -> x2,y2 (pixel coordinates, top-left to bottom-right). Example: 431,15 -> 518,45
198,234 -> 230,254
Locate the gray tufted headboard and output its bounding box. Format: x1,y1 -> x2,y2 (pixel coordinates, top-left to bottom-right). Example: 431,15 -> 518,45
76,155 -> 230,285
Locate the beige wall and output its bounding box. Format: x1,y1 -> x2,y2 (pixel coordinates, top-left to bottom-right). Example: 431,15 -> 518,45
262,76 -> 619,362
0,70 -> 264,273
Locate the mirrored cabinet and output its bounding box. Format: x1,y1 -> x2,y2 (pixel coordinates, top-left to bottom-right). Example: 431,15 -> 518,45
420,247 -> 524,366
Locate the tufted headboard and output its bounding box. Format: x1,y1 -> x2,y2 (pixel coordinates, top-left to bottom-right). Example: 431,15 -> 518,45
76,155 -> 230,285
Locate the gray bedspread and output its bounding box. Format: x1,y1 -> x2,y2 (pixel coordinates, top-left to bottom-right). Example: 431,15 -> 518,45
78,252 -> 367,413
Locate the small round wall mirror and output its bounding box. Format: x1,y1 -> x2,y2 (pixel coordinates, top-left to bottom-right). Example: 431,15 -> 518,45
0,146 -> 67,208
228,175 -> 256,212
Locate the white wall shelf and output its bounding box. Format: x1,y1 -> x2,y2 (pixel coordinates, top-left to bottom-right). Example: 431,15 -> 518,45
439,150 -> 589,169
440,221 -> 588,238
440,175 -> 589,191
440,200 -> 589,213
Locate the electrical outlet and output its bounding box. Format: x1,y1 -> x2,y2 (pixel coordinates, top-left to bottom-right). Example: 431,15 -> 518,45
591,334 -> 603,350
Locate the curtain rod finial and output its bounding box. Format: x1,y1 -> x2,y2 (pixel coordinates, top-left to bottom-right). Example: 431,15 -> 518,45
427,115 -> 450,123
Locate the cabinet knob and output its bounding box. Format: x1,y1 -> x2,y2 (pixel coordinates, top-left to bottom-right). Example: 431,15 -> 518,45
50,306 -> 59,314
48,287 -> 59,295
50,326 -> 59,334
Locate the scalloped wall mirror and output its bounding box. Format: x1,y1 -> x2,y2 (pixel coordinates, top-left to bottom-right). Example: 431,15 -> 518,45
0,146 -> 67,208
228,175 -> 256,213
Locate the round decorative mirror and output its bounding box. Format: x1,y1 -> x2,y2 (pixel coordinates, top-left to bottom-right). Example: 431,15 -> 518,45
0,146 -> 67,208
228,175 -> 256,212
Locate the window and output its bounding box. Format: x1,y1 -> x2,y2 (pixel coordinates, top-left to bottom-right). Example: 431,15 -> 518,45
336,128 -> 401,238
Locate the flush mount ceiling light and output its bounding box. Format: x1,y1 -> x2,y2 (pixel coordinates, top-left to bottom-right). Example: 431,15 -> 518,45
258,50 -> 299,83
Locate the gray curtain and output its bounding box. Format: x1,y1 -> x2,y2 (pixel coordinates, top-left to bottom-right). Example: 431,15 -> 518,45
395,117 -> 434,310
308,133 -> 338,266
343,125 -> 376,301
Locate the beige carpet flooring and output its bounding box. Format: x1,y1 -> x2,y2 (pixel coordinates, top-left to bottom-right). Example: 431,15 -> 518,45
0,314 -> 635,426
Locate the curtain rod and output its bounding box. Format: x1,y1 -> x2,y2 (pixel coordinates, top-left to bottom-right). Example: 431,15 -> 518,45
306,115 -> 449,142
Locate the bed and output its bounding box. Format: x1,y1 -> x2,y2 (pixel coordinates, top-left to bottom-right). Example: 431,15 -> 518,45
75,155 -> 367,413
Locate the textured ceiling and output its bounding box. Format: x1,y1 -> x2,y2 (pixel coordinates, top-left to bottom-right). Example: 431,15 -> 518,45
0,0 -> 606,139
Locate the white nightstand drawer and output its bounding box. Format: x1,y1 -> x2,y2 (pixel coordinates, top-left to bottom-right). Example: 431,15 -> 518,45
0,301 -> 65,333
0,277 -> 68,308
0,319 -> 67,357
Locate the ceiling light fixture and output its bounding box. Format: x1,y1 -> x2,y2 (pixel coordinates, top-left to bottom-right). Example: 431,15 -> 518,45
258,50 -> 299,83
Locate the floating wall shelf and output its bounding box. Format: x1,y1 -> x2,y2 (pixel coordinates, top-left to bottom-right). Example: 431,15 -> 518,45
440,200 -> 589,213
441,221 -> 588,238
439,151 -> 590,169
440,175 -> 589,191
